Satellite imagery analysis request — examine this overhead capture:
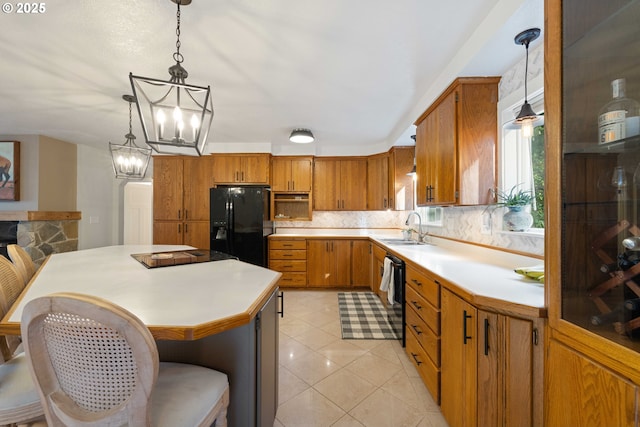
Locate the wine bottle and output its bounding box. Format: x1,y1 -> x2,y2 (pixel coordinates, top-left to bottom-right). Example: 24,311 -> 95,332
598,78 -> 640,144
591,306 -> 623,326
622,236 -> 640,251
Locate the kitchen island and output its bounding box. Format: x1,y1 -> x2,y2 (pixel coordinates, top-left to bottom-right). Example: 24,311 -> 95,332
0,244 -> 281,427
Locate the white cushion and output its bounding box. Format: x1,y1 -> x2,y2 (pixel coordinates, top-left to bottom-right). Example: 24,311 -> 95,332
151,362 -> 228,427
0,352 -> 42,424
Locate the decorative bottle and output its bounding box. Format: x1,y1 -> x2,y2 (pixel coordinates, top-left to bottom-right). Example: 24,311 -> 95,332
598,78 -> 640,144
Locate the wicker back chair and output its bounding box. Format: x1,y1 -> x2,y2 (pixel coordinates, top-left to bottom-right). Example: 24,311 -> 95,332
21,292 -> 229,427
7,244 -> 37,286
0,255 -> 26,356
0,286 -> 44,426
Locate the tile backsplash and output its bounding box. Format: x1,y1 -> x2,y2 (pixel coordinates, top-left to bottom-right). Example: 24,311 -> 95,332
274,206 -> 544,257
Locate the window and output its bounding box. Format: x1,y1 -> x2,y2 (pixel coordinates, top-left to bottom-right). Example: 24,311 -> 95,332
500,91 -> 545,230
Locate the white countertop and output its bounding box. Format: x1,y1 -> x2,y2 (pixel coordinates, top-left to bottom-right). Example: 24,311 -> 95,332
272,230 -> 545,315
3,245 -> 281,339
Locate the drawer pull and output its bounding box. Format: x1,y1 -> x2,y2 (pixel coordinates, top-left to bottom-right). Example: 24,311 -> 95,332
411,278 -> 423,287
283,254 -> 293,257
411,352 -> 423,366
411,324 -> 423,335
463,310 -> 472,344
411,300 -> 422,310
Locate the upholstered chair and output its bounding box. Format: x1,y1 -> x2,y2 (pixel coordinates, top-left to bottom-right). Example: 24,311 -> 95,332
21,292 -> 230,427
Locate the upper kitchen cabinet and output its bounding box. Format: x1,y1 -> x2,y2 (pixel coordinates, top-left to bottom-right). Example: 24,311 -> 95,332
546,0 -> 640,425
367,153 -> 390,210
313,158 -> 367,210
211,153 -> 270,185
271,156 -> 313,192
153,156 -> 213,221
414,77 -> 499,206
390,146 -> 416,210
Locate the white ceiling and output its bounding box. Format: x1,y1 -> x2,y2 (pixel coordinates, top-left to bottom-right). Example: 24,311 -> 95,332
0,0 -> 543,156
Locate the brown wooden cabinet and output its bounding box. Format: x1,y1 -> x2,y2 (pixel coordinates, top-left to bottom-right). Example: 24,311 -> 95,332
440,287 -> 544,427
211,154 -> 270,184
271,156 -> 312,192
153,156 -> 212,248
307,239 -> 371,287
546,0 -> 640,424
367,153 -> 390,210
313,158 -> 367,210
268,238 -> 307,288
371,243 -> 387,296
405,264 -> 441,403
414,77 -> 499,206
389,146 -> 415,211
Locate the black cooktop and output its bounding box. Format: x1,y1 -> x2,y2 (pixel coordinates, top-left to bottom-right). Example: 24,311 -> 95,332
131,249 -> 238,269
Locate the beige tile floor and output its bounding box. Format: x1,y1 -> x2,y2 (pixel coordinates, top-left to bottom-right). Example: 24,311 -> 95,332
275,290 -> 449,427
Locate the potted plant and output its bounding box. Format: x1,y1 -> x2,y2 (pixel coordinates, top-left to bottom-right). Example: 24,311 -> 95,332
494,185 -> 534,231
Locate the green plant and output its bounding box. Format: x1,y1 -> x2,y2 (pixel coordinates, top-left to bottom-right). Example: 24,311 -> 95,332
494,184 -> 533,207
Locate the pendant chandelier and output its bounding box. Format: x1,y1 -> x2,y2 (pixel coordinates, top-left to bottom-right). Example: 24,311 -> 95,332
510,27 -> 541,138
109,95 -> 152,180
130,0 -> 213,156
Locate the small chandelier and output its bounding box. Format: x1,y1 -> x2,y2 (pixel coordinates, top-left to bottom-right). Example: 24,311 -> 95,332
130,0 -> 213,156
109,94 -> 152,180
510,28 -> 541,138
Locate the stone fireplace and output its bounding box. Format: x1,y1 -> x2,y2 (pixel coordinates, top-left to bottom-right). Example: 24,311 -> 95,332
0,211 -> 80,267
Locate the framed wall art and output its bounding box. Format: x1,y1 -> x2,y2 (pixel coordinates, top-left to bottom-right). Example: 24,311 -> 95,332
0,141 -> 20,201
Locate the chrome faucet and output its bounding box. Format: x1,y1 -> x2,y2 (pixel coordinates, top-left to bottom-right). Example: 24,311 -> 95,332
405,211 -> 425,243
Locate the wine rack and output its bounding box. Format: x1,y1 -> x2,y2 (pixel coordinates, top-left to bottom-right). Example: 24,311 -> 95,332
589,219 -> 640,335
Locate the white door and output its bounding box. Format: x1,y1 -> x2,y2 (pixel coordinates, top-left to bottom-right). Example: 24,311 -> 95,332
124,182 -> 153,245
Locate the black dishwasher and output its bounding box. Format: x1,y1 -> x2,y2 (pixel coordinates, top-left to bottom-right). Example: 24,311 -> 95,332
384,253 -> 406,347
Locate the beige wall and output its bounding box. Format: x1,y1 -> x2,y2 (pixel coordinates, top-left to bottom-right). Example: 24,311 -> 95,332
38,136 -> 77,210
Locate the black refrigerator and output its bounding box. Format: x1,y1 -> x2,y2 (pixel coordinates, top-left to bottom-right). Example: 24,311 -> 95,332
210,186 -> 273,267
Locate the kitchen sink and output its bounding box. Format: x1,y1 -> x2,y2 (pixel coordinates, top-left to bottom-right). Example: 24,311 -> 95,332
378,238 -> 426,246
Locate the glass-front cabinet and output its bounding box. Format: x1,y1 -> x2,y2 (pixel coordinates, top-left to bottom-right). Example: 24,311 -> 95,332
560,0 -> 640,353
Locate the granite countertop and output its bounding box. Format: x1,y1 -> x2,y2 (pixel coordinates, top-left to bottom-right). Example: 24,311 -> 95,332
271,229 -> 546,317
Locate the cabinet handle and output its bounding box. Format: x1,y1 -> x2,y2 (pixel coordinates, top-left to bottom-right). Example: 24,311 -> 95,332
178,210 -> 181,220
463,310 -> 472,344
411,324 -> 423,335
411,300 -> 422,311
185,210 -> 188,220
278,291 -> 284,318
410,352 -> 423,366
283,254 -> 293,257
484,318 -> 489,355
411,278 -> 422,287
242,171 -> 244,181
178,224 -> 181,234
184,223 -> 188,233
533,328 -> 539,346
384,198 -> 387,208
291,181 -> 295,191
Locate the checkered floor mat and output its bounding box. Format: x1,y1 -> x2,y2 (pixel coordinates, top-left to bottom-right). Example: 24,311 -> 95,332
338,292 -> 400,340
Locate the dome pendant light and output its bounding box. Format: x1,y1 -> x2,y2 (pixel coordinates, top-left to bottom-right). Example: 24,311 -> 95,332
512,28 -> 541,137
130,0 -> 213,156
289,128 -> 315,143
109,95 -> 152,180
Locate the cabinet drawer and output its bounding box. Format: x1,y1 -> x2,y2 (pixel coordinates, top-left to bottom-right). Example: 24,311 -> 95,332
278,272 -> 306,287
269,260 -> 306,272
270,240 -> 306,250
406,303 -> 440,366
406,332 -> 440,404
406,265 -> 440,308
406,285 -> 440,334
269,249 -> 307,260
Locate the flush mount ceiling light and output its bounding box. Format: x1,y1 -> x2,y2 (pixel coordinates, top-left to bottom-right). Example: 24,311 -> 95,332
129,0 -> 213,156
510,27 -> 542,138
289,128 -> 314,143
109,95 -> 152,180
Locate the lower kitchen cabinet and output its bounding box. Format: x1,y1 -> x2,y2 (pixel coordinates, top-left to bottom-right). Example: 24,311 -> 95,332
545,338 -> 637,427
307,239 -> 371,288
268,238 -> 307,287
405,263 -> 441,403
153,220 -> 210,249
441,288 -> 544,427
